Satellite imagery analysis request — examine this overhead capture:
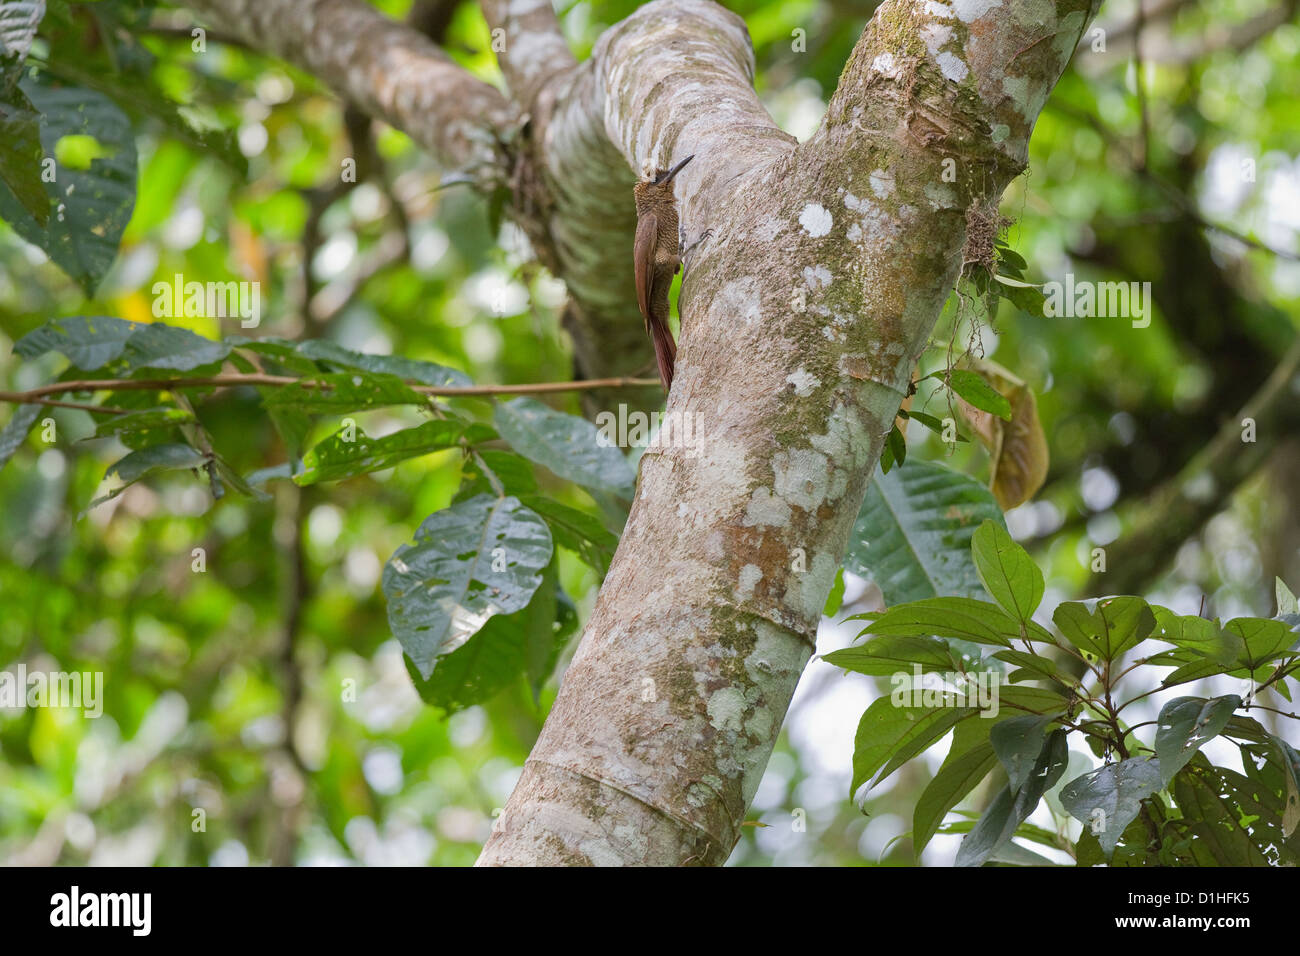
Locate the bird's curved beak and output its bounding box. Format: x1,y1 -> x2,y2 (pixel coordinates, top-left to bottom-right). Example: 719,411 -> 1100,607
655,154 -> 695,185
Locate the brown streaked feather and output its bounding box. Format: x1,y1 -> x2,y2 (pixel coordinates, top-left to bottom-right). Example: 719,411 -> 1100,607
633,209 -> 658,331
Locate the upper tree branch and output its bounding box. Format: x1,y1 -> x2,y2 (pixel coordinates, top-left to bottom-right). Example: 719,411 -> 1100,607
184,0 -> 513,172
479,0 -> 575,109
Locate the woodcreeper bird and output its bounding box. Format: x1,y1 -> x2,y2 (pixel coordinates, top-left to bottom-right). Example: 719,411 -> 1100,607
633,154 -> 694,391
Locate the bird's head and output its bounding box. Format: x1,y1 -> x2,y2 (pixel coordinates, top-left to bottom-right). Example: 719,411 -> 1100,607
635,154 -> 695,197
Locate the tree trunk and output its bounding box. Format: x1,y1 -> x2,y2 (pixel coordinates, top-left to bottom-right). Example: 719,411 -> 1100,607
186,0 -> 1101,865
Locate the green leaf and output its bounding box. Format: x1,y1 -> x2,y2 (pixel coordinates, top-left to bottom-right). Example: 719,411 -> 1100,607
1053,597 -> 1154,662
1150,607 -> 1242,664
106,442 -> 206,483
862,596 -> 1046,648
15,316 -> 231,373
1170,759 -> 1272,865
993,277 -> 1047,318
991,713 -> 1062,795
913,718 -> 999,856
91,407 -> 195,437
1160,656 -> 1237,688
296,419 -> 490,486
947,369 -> 1012,420
263,372 -> 428,414
971,520 -> 1043,623
1277,578 -> 1299,617
851,693 -> 977,796
955,728 -> 1068,866
1059,757 -> 1162,858
0,77 -> 136,294
823,634 -> 958,677
295,340 -> 470,388
990,648 -> 1060,681
403,565 -> 574,715
517,494 -> 619,574
1226,616 -> 1299,670
0,403 -> 41,471
880,422 -> 906,474
524,562 -> 579,703
823,567 -> 846,616
494,397 -> 636,497
997,683 -> 1071,716
846,460 -> 1006,607
457,449 -> 538,500
1154,695 -> 1241,787
383,494 -> 553,680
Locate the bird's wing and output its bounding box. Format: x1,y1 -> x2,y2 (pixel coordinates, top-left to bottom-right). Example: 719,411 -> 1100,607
633,210 -> 658,331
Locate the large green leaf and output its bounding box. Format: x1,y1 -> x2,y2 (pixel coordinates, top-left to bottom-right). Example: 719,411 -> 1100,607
845,460 -> 1004,607
1170,759 -> 1273,865
494,397 -> 635,497
1059,757 -> 1162,858
295,340 -> 470,388
296,419 -> 492,486
971,520 -> 1043,623
0,78 -> 136,294
1154,695 -> 1241,787
383,494 -> 553,680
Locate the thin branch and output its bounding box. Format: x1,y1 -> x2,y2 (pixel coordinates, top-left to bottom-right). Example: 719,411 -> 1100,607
0,373 -> 663,406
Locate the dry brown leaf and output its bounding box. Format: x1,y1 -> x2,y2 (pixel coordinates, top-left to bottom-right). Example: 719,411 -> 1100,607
956,360 -> 1048,509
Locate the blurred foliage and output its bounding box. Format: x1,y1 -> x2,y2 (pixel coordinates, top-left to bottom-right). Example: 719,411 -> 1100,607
0,0 -> 1297,866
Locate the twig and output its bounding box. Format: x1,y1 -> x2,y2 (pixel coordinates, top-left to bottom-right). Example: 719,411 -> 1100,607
0,373 -> 663,406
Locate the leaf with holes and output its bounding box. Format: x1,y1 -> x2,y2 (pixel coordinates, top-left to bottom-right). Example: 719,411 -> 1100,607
296,419 -> 492,486
1155,695 -> 1241,787
15,316 -> 230,373
383,494 -> 553,680
1060,757 -> 1162,858
0,78 -> 136,294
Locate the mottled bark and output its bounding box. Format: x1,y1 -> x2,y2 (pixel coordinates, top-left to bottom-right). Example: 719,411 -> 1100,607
480,0 -> 1100,865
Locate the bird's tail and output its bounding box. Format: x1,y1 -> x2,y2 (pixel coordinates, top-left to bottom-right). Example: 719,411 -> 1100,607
650,317 -> 677,391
